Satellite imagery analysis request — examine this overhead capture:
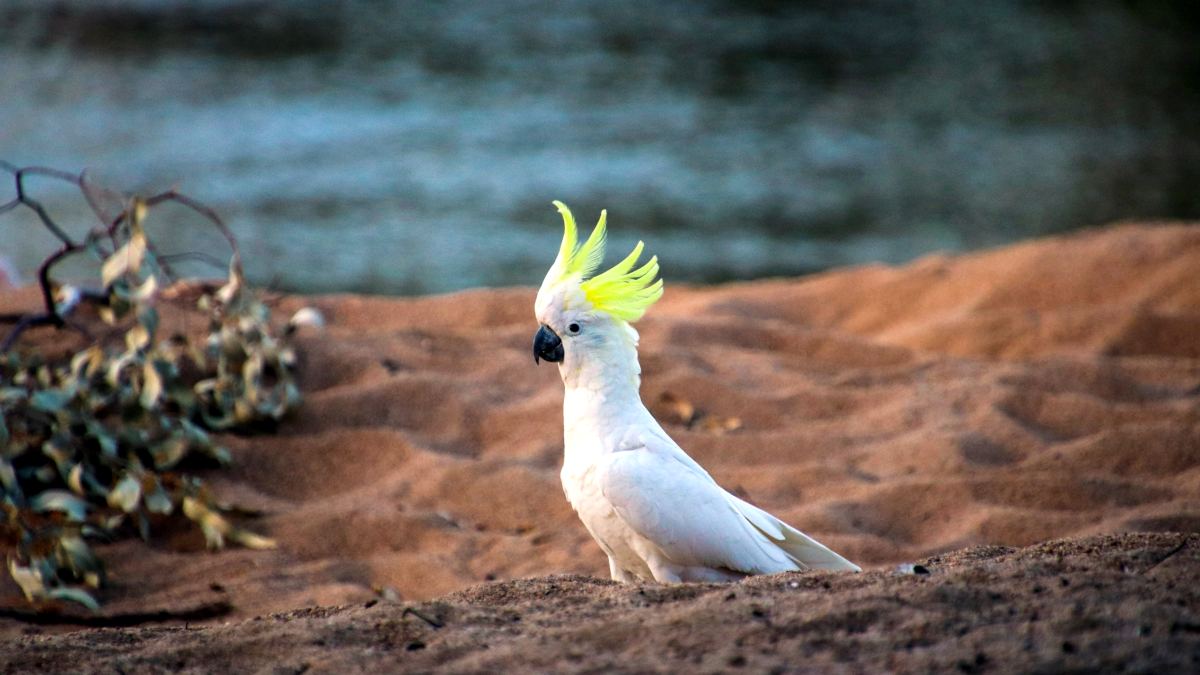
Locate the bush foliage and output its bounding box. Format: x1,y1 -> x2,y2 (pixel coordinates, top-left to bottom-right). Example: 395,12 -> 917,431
1,166 -> 300,610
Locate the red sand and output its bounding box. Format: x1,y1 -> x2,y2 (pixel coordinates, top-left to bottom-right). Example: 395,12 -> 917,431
1,223 -> 1198,670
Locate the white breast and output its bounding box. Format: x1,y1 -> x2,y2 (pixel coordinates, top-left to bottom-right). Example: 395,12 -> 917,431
561,426 -> 656,580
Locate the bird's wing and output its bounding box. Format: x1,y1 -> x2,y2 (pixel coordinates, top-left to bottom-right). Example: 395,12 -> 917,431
598,428 -> 801,575
600,427 -> 860,573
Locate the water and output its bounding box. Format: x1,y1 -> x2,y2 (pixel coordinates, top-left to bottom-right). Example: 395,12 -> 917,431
2,0 -> 1197,294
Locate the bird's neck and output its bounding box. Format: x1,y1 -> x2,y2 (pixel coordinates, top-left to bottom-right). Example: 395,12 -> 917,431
563,368 -> 645,429
560,324 -> 651,441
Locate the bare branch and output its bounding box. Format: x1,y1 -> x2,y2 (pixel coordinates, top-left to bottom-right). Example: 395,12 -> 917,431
144,189 -> 241,261
11,168 -> 77,246
0,162 -> 239,350
0,314 -> 57,352
159,251 -> 230,271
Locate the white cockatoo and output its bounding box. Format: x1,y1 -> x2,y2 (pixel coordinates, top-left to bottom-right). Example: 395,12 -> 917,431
533,202 -> 861,582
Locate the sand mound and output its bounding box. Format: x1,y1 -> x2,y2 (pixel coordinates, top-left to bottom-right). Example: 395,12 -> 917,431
1,222 -> 1198,640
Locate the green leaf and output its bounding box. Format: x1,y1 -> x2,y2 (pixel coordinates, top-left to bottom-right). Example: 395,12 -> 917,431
46,587 -> 100,612
41,437 -> 74,473
30,389 -> 71,413
0,458 -> 17,495
0,189 -> 305,613
31,489 -> 89,521
138,307 -> 159,338
180,419 -> 211,445
206,445 -> 231,466
86,420 -> 118,459
142,477 -> 173,515
150,435 -> 188,470
58,535 -> 101,578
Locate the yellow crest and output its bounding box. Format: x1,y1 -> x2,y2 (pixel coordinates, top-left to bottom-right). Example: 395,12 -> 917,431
545,201 -> 663,322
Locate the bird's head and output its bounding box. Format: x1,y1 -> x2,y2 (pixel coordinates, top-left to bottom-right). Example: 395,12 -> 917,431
533,201 -> 663,385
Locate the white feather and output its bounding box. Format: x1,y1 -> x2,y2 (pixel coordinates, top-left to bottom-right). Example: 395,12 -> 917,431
537,229 -> 859,582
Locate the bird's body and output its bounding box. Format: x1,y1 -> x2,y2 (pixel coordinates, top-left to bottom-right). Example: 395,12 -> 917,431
534,202 -> 859,582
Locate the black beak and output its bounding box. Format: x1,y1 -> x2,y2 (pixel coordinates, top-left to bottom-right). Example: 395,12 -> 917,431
533,324 -> 564,364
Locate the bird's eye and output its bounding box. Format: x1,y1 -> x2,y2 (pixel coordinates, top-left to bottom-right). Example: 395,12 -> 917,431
567,322 -> 581,335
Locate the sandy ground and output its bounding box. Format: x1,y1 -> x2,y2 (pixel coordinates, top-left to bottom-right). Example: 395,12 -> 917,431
1,222 -> 1198,670
5,533 -> 1197,673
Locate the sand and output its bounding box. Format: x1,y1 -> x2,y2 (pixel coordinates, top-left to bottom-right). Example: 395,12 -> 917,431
6,533 -> 1197,673
1,222 -> 1198,670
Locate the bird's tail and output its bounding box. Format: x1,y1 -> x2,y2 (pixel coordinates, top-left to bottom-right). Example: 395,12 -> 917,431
729,494 -> 862,572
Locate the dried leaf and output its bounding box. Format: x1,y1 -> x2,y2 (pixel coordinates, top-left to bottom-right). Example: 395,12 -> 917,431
67,464 -> 86,495
0,177 -> 302,611
125,324 -> 151,352
108,474 -> 142,513
229,529 -> 276,550
132,274 -> 158,302
182,495 -> 204,521
216,259 -> 243,305
8,560 -> 44,601
287,306 -> 325,330
102,230 -> 146,287
69,347 -> 104,380
105,351 -> 137,387
140,361 -> 162,409
658,391 -> 696,426
100,244 -> 131,287
699,416 -> 743,434
150,435 -> 188,470
53,284 -> 83,316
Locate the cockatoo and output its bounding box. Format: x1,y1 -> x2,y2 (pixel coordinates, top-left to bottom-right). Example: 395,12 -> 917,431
533,202 -> 861,582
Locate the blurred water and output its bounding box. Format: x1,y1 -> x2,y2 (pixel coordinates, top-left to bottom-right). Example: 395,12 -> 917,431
1,0 -> 1197,294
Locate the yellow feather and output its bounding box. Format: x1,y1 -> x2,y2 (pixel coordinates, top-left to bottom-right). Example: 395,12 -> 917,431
552,200 -> 577,278
574,209 -> 607,279
547,201 -> 664,323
